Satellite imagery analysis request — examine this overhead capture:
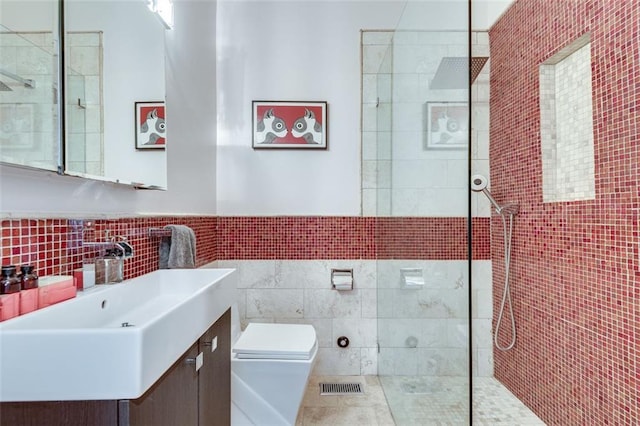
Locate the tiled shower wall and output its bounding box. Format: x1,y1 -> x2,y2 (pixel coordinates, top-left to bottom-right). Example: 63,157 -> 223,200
540,35 -> 595,203
362,30 -> 491,218
490,0 -> 639,424
362,30 -> 471,217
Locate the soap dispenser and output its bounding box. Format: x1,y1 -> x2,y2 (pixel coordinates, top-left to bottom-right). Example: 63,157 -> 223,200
0,265 -> 21,294
95,249 -> 124,284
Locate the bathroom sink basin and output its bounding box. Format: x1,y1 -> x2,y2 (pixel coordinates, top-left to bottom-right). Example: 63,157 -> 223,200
0,268 -> 237,402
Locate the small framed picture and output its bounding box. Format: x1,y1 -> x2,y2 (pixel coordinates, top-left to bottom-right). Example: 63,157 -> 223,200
424,102 -> 468,150
252,101 -> 327,149
135,101 -> 166,149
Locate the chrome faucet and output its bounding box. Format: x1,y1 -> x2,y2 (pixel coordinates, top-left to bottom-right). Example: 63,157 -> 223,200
94,237 -> 133,285
114,237 -> 134,259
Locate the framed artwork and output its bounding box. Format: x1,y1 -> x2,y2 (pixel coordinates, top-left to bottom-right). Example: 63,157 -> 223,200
135,101 -> 166,149
252,101 -> 327,149
424,102 -> 468,150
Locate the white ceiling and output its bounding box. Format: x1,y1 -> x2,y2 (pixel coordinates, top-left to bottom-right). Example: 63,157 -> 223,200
472,0 -> 516,30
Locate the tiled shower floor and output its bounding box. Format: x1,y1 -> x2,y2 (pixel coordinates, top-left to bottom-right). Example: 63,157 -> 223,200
296,375 -> 545,425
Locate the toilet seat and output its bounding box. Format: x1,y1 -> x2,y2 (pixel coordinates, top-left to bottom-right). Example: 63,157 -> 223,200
233,323 -> 317,360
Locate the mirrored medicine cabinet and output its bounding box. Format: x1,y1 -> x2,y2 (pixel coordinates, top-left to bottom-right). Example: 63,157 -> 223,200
0,0 -> 168,189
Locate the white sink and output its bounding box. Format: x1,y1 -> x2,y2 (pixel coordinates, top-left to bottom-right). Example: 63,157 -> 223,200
0,268 -> 237,402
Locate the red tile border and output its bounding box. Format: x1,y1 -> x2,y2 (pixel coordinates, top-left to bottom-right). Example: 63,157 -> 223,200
376,217 -> 489,260
216,216 -> 377,260
1,216 -> 490,279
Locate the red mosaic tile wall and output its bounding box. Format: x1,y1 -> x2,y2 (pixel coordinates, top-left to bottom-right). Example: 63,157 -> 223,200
216,217 -> 489,260
489,0 -> 639,424
1,216 -> 490,279
217,217 -> 377,260
376,217 -> 490,260
1,217 -> 217,279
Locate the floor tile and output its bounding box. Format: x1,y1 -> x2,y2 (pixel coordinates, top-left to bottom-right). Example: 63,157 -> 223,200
297,375 -> 546,425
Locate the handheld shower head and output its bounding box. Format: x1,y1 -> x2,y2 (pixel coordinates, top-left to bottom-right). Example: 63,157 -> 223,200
471,174 -> 488,191
470,174 -> 514,214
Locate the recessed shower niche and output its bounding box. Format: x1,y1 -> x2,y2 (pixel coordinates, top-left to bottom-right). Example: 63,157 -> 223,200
539,34 -> 595,203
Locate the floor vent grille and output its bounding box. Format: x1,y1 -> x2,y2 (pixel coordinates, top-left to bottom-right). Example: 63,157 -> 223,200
319,382 -> 364,395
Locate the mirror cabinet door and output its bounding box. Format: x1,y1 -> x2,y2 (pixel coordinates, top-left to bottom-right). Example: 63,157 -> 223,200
0,1 -> 61,173
63,0 -> 168,189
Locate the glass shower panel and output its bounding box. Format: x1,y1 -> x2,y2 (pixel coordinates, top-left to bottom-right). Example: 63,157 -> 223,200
375,36 -> 392,218
64,31 -> 104,177
369,2 -> 471,424
362,30 -> 393,218
0,21 -> 60,172
65,70 -> 87,174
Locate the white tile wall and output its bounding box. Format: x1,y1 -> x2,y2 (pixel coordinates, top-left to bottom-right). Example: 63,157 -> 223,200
216,259 -> 494,377
246,289 -> 304,319
540,38 -> 595,202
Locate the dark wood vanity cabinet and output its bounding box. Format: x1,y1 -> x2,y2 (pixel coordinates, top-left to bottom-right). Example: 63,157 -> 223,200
0,401 -> 119,425
0,309 -> 231,426
120,343 -> 200,426
198,308 -> 231,426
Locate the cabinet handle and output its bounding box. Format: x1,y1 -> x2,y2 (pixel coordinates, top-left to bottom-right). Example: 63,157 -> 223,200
185,352 -> 204,371
201,336 -> 218,352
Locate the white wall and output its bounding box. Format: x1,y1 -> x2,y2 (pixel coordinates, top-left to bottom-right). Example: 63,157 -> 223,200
66,1 -> 167,186
1,1 -> 57,30
215,0 -> 494,216
215,1 -> 406,216
472,0 -> 515,30
0,0 -> 217,217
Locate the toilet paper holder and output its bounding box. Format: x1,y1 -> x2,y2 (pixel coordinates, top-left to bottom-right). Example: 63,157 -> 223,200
331,269 -> 353,291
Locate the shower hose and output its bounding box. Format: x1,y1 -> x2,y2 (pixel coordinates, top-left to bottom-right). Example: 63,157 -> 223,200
494,212 -> 516,351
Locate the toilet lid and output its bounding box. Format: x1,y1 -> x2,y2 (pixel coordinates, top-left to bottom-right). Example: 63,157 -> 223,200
233,323 -> 317,360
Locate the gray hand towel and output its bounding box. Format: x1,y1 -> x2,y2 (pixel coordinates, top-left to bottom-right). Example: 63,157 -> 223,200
159,225 -> 196,269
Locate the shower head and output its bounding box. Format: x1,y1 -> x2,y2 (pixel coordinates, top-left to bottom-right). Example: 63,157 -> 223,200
430,56 -> 489,89
471,174 -> 489,192
471,174 -> 519,215
471,174 -> 501,211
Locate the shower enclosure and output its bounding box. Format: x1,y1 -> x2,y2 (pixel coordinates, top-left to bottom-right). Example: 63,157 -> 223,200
362,1 -> 486,423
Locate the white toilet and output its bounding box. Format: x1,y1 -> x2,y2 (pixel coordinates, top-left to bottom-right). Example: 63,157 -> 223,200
231,309 -> 318,426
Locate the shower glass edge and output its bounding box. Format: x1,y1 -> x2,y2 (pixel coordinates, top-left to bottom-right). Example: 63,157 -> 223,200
372,2 -> 471,424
